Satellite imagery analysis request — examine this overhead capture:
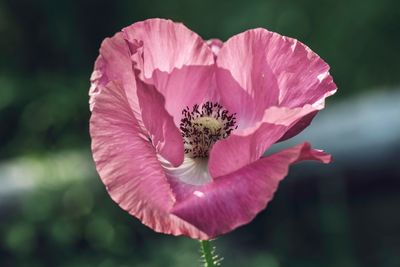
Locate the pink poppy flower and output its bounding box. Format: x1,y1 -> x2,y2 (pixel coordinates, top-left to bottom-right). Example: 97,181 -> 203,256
89,18 -> 336,240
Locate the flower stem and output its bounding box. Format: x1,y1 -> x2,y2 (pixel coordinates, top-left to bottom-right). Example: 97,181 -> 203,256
199,240 -> 222,267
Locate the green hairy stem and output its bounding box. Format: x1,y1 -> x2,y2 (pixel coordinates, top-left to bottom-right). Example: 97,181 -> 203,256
199,240 -> 223,267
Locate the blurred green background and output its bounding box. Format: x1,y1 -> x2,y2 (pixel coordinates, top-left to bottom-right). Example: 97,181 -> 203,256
1,0 -> 400,266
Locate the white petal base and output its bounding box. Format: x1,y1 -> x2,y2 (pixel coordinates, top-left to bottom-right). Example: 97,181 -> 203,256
160,156 -> 212,186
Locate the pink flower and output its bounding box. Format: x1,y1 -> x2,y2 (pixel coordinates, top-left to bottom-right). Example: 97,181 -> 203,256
89,18 -> 336,240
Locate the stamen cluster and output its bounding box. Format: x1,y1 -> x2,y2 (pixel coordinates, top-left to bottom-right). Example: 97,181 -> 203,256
180,101 -> 237,158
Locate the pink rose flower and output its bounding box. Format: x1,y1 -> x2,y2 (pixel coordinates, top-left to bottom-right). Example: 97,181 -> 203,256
89,18 -> 337,240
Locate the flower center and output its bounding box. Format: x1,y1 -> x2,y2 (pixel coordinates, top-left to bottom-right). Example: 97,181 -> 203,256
180,101 -> 237,158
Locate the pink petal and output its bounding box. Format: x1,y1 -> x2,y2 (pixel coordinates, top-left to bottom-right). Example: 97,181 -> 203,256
89,55 -> 106,111
209,29 -> 337,177
136,78 -> 184,166
172,143 -> 331,239
216,28 -> 336,130
277,111 -> 317,141
150,66 -> 217,126
90,26 -> 185,167
215,29 -> 280,128
209,105 -> 317,178
209,122 -> 287,178
89,32 -> 142,122
90,81 -> 208,239
123,19 -> 216,124
123,18 -> 213,78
